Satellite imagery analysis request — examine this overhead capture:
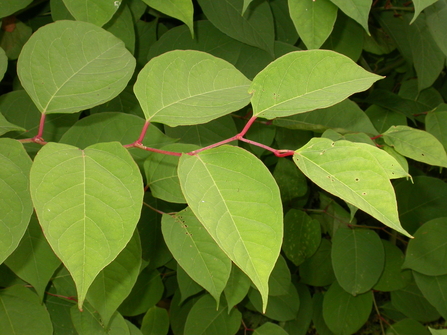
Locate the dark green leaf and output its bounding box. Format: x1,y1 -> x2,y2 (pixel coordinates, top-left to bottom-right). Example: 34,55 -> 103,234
300,239 -> 336,287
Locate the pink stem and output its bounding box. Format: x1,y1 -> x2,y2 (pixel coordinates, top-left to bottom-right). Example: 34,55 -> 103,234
239,138 -> 295,157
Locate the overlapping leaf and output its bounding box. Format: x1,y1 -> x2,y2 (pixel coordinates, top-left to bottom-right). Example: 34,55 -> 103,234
178,145 -> 283,311
328,0 -> 371,33
0,138 -> 33,264
134,50 -> 252,126
0,0 -> 32,18
0,112 -> 25,137
30,142 -> 143,309
293,138 -> 411,237
18,20 -> 135,114
62,0 -> 119,26
249,50 -> 383,119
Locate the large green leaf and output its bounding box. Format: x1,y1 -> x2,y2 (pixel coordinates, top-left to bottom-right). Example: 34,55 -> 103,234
134,50 -> 251,126
30,142 -> 143,309
331,228 -> 384,295
288,0 -> 338,49
293,138 -> 411,237
143,0 -> 194,37
18,20 -> 135,114
0,138 -> 33,264
403,218 -> 447,276
328,0 -> 370,33
0,285 -> 53,335
383,125 -> 447,168
250,50 -> 382,119
62,0 -> 119,26
178,145 -> 283,311
162,207 -> 232,304
4,214 -> 61,300
323,281 -> 373,335
0,0 -> 32,18
196,0 -> 275,56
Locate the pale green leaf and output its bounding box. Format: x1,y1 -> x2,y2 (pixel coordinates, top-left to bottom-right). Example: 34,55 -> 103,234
328,0 -> 371,33
253,322 -> 289,335
134,50 -> 251,126
430,327 -> 447,335
414,271 -> 447,320
0,0 -> 32,18
4,214 -> 61,300
383,125 -> 447,168
62,0 -> 120,26
178,145 -> 283,311
294,138 -> 411,237
426,0 -> 447,57
332,228 -> 385,295
162,207 -> 232,304
0,286 -> 53,334
30,142 -> 143,309
0,138 -> 33,264
197,0 -> 275,56
143,0 -> 194,37
0,112 -> 26,136
322,282 -> 373,335
403,218 -> 447,276
242,0 -> 254,14
86,230 -> 142,325
184,294 -> 242,335
18,20 -> 135,114
289,0 -> 338,49
250,50 -> 383,119
411,0 -> 437,24
141,306 -> 169,335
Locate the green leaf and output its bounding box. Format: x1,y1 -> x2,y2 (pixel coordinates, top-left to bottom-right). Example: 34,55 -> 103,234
0,286 -> 53,334
178,145 -> 283,311
373,240 -> 411,292
134,50 -> 251,126
196,0 -> 275,56
170,291 -> 201,335
0,0 -> 32,18
282,209 -> 321,266
273,158 -> 308,204
283,283 -> 313,335
403,218 -> 447,276
426,103 -> 447,150
322,281 -> 373,335
162,207 -> 232,304
184,294 -> 242,335
365,104 -> 407,134
426,0 -> 447,57
141,306 -> 169,335
253,322 -> 288,335
273,99 -> 379,135
250,50 -> 383,119
300,238 -> 336,287
18,20 -> 135,114
62,0 -> 120,26
383,125 -> 447,168
0,112 -> 26,136
45,293 -> 76,334
269,255 -> 292,296
312,292 -> 336,335
71,304 -> 130,335
0,47 -> 6,81
177,265 -> 204,303
288,0 -> 338,49
143,0 -> 194,37
391,281 -> 441,322
30,142 -> 143,309
0,20 -> 32,60
86,230 -> 142,325
224,265 -> 252,310
145,144 -> 199,203
294,138 -> 411,237
328,0 -> 370,33
430,327 -> 447,335
270,0 -> 299,44
414,271 -> 447,320
332,228 -> 385,295
104,4 -> 136,54
387,318 -> 430,335
411,0 -> 438,24
242,0 -> 254,14
4,214 -> 61,300
0,138 -> 33,264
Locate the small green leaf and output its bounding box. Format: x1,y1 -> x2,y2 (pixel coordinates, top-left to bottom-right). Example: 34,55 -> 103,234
414,271 -> 447,320
273,158 -> 308,204
270,0 -> 299,45
18,20 -> 135,114
184,294 -> 242,335
430,327 -> 447,335
383,125 -> 447,168
253,322 -> 289,335
0,138 -> 33,264
0,285 -> 53,335
300,238 -> 336,287
0,112 -> 26,136
289,0 -> 338,49
403,218 -> 447,276
71,303 -> 130,334
387,318 -> 430,335
178,145 -> 283,311
141,306 -> 169,335
62,0 -> 120,26
411,0 -> 437,24
250,50 -> 383,119
177,265 -> 204,303
332,228 -> 385,295
162,207 -> 232,304
0,0 -> 32,18
143,0 -> 194,37
224,265 -> 251,310
104,4 -> 136,54
30,142 -> 143,309
328,0 -> 371,33
269,255 -> 292,296
242,0 -> 254,14
134,50 -> 251,126
322,281 -> 373,335
283,283 -> 314,335
294,138 -> 411,237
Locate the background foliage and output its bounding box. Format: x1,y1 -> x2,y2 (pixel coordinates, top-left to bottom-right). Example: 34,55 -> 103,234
1,0 -> 447,334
